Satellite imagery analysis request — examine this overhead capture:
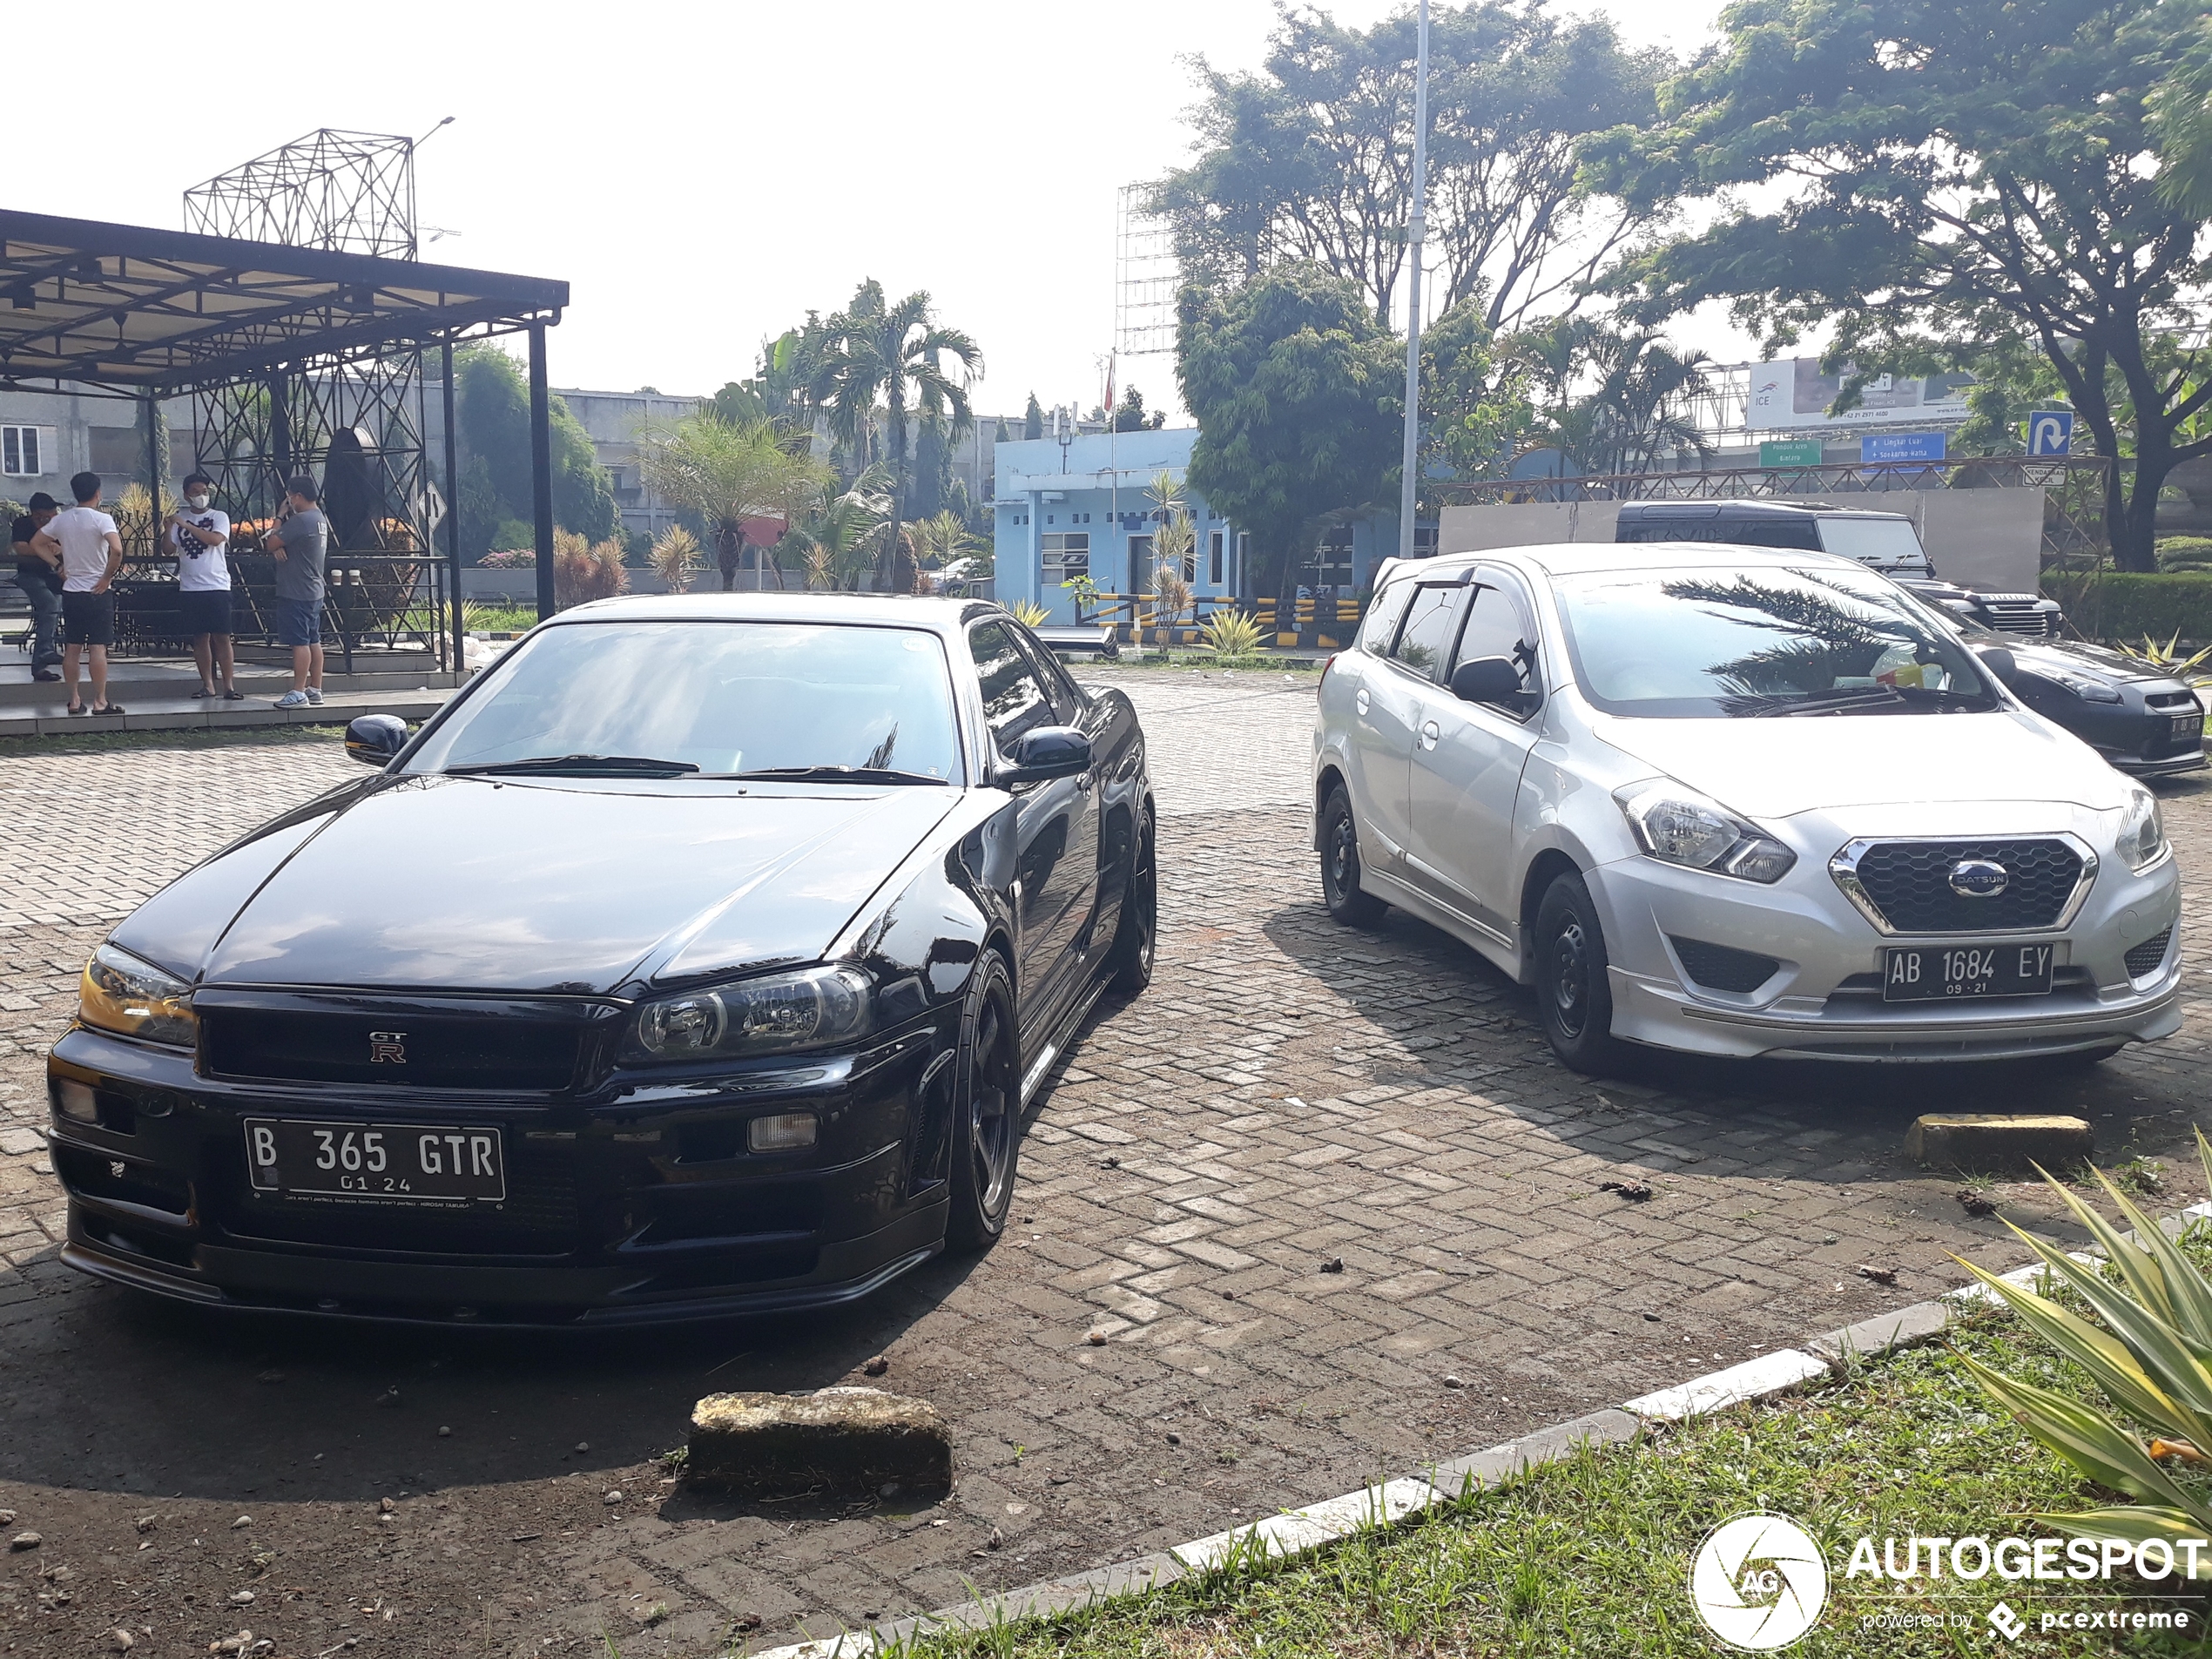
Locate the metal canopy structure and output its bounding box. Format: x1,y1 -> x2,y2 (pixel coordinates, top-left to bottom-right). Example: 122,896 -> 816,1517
0,208 -> 564,397
185,129 -> 421,260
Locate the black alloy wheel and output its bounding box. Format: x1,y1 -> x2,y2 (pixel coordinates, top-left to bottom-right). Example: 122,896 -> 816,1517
948,952 -> 1021,1248
1534,872 -> 1625,1076
1319,785 -> 1386,927
1109,807 -> 1157,993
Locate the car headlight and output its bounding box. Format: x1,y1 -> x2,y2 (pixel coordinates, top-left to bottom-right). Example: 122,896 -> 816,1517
2117,787 -> 2169,873
628,965 -> 872,1062
1615,779 -> 1797,884
2051,671 -> 2123,705
78,942 -> 197,1048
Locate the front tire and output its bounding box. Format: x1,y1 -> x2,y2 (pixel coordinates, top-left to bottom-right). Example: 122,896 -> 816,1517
1533,873 -> 1626,1076
1319,785 -> 1387,927
947,952 -> 1021,1250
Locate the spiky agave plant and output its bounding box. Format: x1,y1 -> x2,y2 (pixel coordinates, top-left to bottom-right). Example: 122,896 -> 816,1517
1955,1130 -> 2212,1576
1199,607 -> 1265,661
1006,599 -> 1050,628
650,524 -> 700,593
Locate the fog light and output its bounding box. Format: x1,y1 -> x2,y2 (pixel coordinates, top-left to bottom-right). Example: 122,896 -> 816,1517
56,1080 -> 96,1123
748,1112 -> 818,1153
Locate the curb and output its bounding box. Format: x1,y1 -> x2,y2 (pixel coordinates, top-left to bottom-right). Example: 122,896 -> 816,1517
749,1201 -> 2212,1659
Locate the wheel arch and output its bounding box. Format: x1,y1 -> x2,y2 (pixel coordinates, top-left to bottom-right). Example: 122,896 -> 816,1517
1517,847 -> 1585,982
1314,764 -> 1348,847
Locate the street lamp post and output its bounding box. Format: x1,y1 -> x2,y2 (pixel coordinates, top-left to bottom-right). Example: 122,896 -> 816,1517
1397,0 -> 1432,563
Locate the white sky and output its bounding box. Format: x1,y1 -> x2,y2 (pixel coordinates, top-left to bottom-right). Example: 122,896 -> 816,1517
21,0 -> 1737,418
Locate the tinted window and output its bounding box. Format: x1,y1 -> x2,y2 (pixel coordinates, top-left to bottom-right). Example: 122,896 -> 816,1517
1619,516 -> 1821,550
1450,583 -> 1541,707
1391,583 -> 1465,678
406,621 -> 963,779
970,621 -> 1054,750
1010,624 -> 1085,722
1359,577 -> 1416,654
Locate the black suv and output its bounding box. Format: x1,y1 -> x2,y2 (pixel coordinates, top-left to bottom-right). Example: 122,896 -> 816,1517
1614,500 -> 2064,637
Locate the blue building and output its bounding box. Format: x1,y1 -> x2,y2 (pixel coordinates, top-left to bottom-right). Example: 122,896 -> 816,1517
992,428 -> 1421,627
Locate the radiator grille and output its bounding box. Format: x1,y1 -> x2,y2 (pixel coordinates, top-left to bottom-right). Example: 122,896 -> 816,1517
202,1008 -> 581,1092
1844,840 -> 2083,934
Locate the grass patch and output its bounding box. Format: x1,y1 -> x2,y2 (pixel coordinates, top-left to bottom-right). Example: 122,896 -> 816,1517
0,725 -> 344,759
469,604 -> 540,633
865,1298 -> 2210,1657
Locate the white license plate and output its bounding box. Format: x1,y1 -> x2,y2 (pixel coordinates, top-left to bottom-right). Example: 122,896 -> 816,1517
245,1118 -> 506,1204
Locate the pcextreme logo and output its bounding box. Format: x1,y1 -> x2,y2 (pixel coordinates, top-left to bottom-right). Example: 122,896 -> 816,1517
1690,1514 -> 1829,1651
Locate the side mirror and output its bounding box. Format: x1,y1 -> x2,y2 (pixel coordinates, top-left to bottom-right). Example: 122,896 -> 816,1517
998,725 -> 1093,786
1974,646 -> 2020,689
1448,655 -> 1537,713
344,713 -> 409,767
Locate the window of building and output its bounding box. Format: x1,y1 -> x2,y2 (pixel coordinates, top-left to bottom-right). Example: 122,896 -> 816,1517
1041,531 -> 1089,581
0,426 -> 46,476
1126,533 -> 1154,594
1208,529 -> 1224,586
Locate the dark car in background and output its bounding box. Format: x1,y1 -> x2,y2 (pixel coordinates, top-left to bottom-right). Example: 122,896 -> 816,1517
46,595 -> 1157,1326
1956,627 -> 2206,778
1615,499 -> 2065,637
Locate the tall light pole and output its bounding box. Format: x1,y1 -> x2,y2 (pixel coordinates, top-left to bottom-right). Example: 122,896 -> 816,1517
1397,0 -> 1432,563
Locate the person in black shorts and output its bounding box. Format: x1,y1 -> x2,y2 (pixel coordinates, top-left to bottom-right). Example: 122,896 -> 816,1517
31,471 -> 125,715
10,491 -> 62,681
166,471 -> 239,698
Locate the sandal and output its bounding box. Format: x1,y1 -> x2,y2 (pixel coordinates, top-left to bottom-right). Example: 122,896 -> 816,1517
190,686 -> 216,699
222,687 -> 246,700
91,703 -> 125,716
65,701 -> 85,716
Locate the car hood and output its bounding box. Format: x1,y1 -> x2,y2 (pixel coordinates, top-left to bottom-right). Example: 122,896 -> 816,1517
193,775 -> 958,995
2007,636 -> 2178,685
1590,708 -> 2136,821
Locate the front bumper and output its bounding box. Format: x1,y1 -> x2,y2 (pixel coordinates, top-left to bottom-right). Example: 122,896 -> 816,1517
44,1017 -> 959,1327
1587,844 -> 2183,1062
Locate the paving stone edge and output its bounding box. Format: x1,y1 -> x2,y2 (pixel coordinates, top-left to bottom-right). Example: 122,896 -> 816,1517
745,1198 -> 2212,1658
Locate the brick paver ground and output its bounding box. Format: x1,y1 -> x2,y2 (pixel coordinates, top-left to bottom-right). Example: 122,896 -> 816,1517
1,683 -> 2209,1656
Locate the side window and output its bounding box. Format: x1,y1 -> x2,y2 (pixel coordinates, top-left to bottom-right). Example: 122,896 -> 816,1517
969,621 -> 1053,752
1010,623 -> 1085,723
1390,583 -> 1466,679
1450,581 -> 1542,711
1358,577 -> 1416,655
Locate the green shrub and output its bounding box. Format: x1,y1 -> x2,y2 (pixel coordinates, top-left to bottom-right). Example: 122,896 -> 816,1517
2159,536 -> 2212,572
2046,571 -> 2212,642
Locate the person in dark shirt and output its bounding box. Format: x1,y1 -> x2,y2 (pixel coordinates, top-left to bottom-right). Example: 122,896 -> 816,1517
10,491 -> 62,681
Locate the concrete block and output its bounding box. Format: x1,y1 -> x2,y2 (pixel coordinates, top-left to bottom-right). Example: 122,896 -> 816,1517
1805,1298 -> 1953,1366
687,1386 -> 950,1496
1905,1114 -> 2091,1170
1622,1349 -> 1829,1422
1426,1406 -> 1641,1494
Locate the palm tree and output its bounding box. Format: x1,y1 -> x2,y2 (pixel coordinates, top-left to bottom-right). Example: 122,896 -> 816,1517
1506,320 -> 1714,478
781,466 -> 893,591
636,413 -> 831,589
813,280 -> 981,581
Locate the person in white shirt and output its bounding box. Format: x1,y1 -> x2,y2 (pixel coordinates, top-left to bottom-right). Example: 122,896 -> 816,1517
166,470 -> 239,699
30,471 -> 125,715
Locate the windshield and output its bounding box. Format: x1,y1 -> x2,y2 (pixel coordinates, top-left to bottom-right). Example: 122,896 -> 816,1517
1816,516 -> 1928,570
1552,565 -> 1996,718
406,620 -> 964,781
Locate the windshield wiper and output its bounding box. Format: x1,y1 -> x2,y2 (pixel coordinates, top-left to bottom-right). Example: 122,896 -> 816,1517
1745,687 -> 1906,718
718,765 -> 949,786
446,753 -> 701,777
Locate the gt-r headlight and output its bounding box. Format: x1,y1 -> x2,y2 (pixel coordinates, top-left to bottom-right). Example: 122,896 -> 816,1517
1615,779 -> 1797,884
2050,671 -> 2122,704
78,942 -> 197,1048
2116,787 -> 2169,874
628,965 -> 872,1062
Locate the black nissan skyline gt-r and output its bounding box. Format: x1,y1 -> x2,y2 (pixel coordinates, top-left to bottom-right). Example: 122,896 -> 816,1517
1956,626 -> 2208,779
46,595 -> 1156,1327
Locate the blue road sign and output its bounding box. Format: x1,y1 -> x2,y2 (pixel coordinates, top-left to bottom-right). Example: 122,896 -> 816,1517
1861,431 -> 1947,464
2027,410 -> 2074,455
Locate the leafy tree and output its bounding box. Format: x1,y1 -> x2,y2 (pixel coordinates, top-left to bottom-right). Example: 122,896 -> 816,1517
1418,297 -> 1531,484
1023,393 -> 1044,441
994,416 -> 1012,443
1176,262 -> 1401,606
1112,386 -> 1170,432
1503,318 -> 1712,478
1593,0 -> 2212,572
1158,2 -> 1666,332
2152,18 -> 2212,216
813,280 -> 981,571
783,466 -> 893,590
636,413 -> 831,586
452,344 -> 616,549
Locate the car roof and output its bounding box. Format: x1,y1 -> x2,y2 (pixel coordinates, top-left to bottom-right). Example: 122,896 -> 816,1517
539,591 -> 1001,635
1399,541 -> 1880,581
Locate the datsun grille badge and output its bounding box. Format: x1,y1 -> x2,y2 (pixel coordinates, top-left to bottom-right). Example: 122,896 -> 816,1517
368,1030 -> 408,1064
1947,859 -> 2009,899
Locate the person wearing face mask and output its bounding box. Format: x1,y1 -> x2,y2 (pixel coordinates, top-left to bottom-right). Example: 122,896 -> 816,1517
165,471 -> 239,699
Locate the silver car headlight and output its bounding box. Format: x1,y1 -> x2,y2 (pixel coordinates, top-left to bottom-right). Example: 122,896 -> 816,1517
2116,787 -> 2169,874
1615,779 -> 1797,885
628,965 -> 872,1062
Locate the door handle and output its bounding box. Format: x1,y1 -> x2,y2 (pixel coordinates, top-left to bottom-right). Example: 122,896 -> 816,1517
1076,771 -> 1093,792
1420,720 -> 1440,751
1355,688 -> 1371,717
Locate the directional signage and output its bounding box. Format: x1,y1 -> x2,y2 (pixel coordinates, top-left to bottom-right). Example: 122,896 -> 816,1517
1759,439 -> 1824,468
2027,410 -> 2075,455
1861,431 -> 1946,464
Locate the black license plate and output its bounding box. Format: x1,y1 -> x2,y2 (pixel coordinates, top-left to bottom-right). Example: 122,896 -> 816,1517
1883,943 -> 2054,1002
244,1118 -> 506,1204
2172,713 -> 2202,742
